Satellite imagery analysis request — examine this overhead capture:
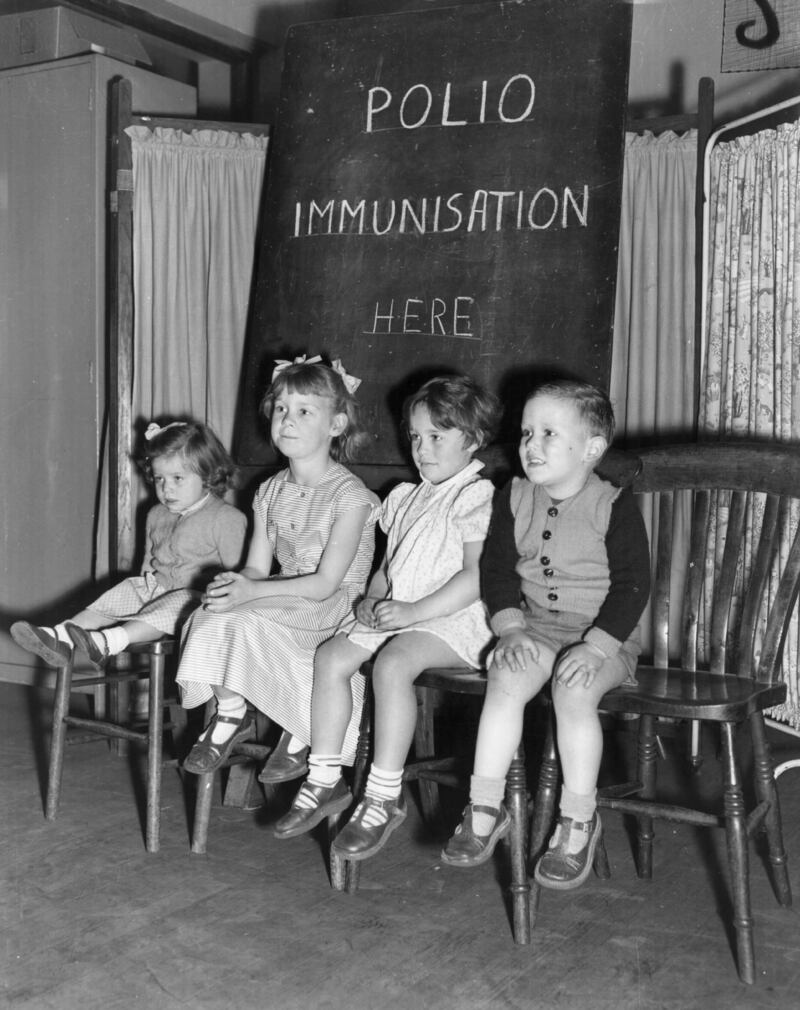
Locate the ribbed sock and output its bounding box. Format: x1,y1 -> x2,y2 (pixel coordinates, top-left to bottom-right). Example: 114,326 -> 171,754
52,624 -> 73,647
293,754 -> 343,810
469,773 -> 506,834
359,765 -> 403,828
91,626 -> 130,656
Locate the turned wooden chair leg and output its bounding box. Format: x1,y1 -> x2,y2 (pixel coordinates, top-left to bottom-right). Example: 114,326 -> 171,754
635,713 -> 657,879
506,745 -> 530,944
529,712 -> 558,865
45,655 -> 74,821
721,722 -> 756,985
750,712 -> 792,906
413,686 -> 444,827
191,771 -> 216,854
145,650 -> 165,853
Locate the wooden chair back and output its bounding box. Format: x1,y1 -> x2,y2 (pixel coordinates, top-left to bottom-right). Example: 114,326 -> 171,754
631,442 -> 800,687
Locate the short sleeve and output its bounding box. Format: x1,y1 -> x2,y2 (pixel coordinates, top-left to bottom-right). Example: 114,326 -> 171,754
331,473 -> 381,524
379,482 -> 415,534
252,472 -> 285,544
452,479 -> 494,542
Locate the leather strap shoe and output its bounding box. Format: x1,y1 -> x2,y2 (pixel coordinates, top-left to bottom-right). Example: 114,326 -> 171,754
330,793 -> 407,861
258,732 -> 309,783
273,778 -> 352,839
441,803 -> 511,867
11,621 -> 72,667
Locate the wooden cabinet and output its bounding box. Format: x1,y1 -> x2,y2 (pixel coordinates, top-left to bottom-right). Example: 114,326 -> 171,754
0,54 -> 195,682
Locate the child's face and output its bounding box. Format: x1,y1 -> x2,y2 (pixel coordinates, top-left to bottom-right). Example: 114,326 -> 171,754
151,453 -> 206,514
518,394 -> 606,499
408,404 -> 477,485
271,388 -> 346,464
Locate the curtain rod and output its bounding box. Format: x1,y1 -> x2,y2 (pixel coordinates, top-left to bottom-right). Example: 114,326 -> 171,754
699,92 -> 800,383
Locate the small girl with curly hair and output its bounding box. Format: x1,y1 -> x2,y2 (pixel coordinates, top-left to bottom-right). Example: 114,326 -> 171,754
12,420 -> 246,669
178,355 -> 380,777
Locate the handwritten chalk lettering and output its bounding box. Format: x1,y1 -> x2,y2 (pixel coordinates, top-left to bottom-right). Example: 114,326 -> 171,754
293,186 -> 588,237
365,74 -> 536,132
367,297 -> 478,339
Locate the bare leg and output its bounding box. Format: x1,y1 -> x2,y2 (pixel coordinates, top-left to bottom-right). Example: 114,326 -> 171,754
372,632 -> 467,771
311,635 -> 372,753
551,659 -> 628,796
472,645 -> 554,780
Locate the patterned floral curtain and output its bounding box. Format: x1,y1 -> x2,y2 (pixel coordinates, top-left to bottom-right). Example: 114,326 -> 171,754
700,122 -> 800,727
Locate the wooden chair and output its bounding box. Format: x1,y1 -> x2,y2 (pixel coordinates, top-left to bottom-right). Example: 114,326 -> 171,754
46,638 -> 182,852
529,442 -> 797,984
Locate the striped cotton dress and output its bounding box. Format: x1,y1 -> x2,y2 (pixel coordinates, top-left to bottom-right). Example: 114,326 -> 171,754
175,463 -> 379,763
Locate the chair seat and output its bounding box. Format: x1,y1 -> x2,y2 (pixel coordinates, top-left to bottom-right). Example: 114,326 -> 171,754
601,667 -> 787,721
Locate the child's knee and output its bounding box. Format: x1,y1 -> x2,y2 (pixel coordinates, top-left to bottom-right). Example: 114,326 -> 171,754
551,679 -> 602,717
486,659 -> 545,703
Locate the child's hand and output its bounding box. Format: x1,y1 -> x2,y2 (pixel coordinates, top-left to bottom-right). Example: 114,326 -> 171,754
493,630 -> 540,672
372,599 -> 418,630
554,642 -> 606,688
356,597 -> 379,626
203,572 -> 250,612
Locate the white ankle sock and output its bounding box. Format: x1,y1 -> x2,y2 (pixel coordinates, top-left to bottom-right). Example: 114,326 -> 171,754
208,695 -> 247,745
285,734 -> 307,755
307,754 -> 342,788
98,626 -> 129,656
469,773 -> 506,834
52,624 -> 73,646
360,765 -> 403,827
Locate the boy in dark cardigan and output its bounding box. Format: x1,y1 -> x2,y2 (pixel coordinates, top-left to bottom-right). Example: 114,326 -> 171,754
442,380 -> 650,889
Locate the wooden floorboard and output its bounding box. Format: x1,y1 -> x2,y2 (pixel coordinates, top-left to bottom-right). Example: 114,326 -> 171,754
2,682 -> 800,1009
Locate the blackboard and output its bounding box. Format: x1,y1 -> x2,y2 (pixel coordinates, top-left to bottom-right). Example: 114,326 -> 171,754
238,0 -> 632,465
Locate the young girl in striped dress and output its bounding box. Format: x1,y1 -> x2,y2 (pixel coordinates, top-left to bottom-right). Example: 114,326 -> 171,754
178,356 -> 379,777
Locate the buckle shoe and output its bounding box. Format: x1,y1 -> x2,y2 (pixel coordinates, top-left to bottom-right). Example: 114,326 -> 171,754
534,812 -> 602,890
331,794 -> 407,861
441,804 -> 511,867
11,621 -> 72,667
258,731 -> 309,784
273,778 -> 352,839
66,623 -> 109,671
183,712 -> 255,775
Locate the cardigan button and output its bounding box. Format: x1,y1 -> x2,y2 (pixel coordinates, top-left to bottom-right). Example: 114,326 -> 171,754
547,506 -> 558,517
542,530 -> 552,540
544,569 -> 554,578
547,591 -> 558,602
541,556 -> 550,565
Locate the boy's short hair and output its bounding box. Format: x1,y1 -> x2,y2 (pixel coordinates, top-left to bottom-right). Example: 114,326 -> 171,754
403,374 -> 500,449
531,379 -> 615,444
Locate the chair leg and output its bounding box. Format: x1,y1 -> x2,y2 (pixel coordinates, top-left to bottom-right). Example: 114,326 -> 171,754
529,711 -> 558,864
351,692 -> 372,800
45,656 -> 74,821
634,714 -> 658,879
413,686 -> 443,827
190,771 -> 216,854
506,745 -> 531,944
750,712 -> 792,907
721,722 -> 755,985
145,651 -> 165,853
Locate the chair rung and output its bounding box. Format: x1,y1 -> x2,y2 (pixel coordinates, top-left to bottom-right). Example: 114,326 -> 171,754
404,756 -> 459,781
598,795 -> 722,828
599,780 -> 643,800
747,800 -> 770,835
414,770 -> 463,789
64,715 -> 147,745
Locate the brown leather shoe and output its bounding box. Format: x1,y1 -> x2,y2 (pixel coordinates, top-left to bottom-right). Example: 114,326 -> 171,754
273,778 -> 352,839
66,623 -> 109,671
440,804 -> 511,867
330,793 -> 407,861
11,621 -> 72,667
258,731 -> 309,783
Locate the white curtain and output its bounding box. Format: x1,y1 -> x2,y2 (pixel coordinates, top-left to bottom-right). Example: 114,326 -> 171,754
700,122 -> 800,727
610,130 -> 699,659
127,126 -> 268,448
610,130 -> 699,442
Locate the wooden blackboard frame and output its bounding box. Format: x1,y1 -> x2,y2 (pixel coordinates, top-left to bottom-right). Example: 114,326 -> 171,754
237,0 -> 632,467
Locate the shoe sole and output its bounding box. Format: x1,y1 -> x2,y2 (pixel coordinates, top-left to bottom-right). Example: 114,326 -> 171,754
182,719 -> 255,776
273,790 -> 353,839
440,810 -> 511,868
331,805 -> 407,861
533,815 -> 602,891
11,622 -> 70,667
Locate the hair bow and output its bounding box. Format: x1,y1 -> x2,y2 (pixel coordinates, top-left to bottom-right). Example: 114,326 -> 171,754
144,421 -> 187,441
271,354 -> 323,382
330,358 -> 361,394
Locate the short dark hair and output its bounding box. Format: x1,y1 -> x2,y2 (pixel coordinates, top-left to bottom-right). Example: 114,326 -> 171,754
138,421 -> 236,496
260,358 -> 366,462
403,375 -> 500,449
528,379 -> 615,444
